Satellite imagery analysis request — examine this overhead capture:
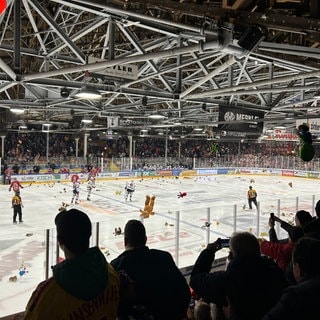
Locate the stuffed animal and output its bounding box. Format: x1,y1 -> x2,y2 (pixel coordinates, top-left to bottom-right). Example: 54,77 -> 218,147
114,227 -> 122,236
177,192 -> 187,198
295,123 -> 315,162
140,195 -> 156,218
201,222 -> 211,228
58,202 -> 70,212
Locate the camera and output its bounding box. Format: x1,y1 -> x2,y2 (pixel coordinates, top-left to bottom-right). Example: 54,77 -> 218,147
218,238 -> 230,248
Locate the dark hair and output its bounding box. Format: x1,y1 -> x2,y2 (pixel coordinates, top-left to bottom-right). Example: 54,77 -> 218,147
298,124 -> 310,133
230,232 -> 260,258
55,209 -> 92,254
315,200 -> 320,218
295,210 -> 313,226
124,219 -> 147,247
288,227 -> 304,243
293,237 -> 320,278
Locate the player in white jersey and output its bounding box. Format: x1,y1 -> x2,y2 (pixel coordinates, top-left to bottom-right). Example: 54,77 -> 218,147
86,176 -> 95,201
124,180 -> 135,201
71,180 -> 80,204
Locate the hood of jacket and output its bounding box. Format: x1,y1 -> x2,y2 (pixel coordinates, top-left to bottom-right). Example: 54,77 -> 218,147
52,246 -> 109,300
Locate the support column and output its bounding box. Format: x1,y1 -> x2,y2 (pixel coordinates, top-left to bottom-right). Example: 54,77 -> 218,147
128,134 -> 133,171
75,138 -> 79,165
1,136 -> 5,158
84,133 -> 89,161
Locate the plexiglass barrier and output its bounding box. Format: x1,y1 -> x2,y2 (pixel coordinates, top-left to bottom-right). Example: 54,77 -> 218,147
0,194 -> 317,318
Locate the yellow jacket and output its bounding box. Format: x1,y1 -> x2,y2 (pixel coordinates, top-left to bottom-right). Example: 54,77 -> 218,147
23,247 -> 120,320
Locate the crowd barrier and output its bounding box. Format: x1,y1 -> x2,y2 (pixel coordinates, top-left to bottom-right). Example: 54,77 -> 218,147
3,165 -> 320,184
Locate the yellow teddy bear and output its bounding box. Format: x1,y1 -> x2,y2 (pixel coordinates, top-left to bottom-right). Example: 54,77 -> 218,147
140,195 -> 156,218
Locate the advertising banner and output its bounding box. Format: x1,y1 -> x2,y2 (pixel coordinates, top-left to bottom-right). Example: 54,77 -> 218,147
218,106 -> 264,132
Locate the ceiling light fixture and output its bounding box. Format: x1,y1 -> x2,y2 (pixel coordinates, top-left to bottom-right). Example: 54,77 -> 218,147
42,123 -> 51,132
81,117 -> 93,124
10,107 -> 25,114
75,86 -> 102,99
148,112 -> 166,120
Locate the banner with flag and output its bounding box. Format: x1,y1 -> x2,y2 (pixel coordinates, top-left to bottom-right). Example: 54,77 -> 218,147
0,0 -> 7,15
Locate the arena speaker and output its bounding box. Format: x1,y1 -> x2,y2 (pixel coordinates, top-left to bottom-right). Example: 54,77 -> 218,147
238,24 -> 266,52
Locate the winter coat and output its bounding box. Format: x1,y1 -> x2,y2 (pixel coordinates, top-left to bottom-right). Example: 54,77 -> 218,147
111,246 -> 191,320
190,249 -> 287,320
262,276 -> 320,320
23,246 -> 120,320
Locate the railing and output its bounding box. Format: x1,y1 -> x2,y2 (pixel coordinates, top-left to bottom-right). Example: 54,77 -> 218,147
3,154 -> 320,173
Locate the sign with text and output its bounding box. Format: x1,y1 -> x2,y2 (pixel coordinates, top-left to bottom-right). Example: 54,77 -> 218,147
218,106 -> 264,132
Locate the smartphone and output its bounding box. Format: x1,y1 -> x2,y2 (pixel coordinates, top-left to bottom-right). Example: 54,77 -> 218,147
219,238 -> 230,248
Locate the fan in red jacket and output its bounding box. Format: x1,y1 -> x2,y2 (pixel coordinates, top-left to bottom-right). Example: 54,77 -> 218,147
260,215 -> 304,271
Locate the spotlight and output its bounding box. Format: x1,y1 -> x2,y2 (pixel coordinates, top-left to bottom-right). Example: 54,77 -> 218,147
60,87 -> 70,98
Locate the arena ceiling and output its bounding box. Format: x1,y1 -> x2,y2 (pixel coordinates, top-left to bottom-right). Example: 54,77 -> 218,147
0,0 -> 320,141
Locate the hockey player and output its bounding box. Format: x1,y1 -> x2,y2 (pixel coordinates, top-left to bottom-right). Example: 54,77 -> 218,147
124,180 -> 135,201
86,176 -> 95,201
71,179 -> 80,204
70,173 -> 80,184
9,177 -> 24,196
12,194 -> 23,224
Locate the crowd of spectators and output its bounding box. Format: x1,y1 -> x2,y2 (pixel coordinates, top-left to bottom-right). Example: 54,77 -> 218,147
2,132 -> 310,161
2,132 -> 319,173
16,202 -> 320,320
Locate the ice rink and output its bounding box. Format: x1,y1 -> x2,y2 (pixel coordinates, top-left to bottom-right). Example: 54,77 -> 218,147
0,174 -> 319,318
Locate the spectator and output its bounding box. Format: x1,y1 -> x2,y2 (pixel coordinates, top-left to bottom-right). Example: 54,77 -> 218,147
260,214 -> 304,271
303,200 -> 320,238
262,237 -> 320,320
193,301 -> 212,320
33,165 -> 40,173
12,163 -> 20,174
23,209 -> 123,320
273,210 -> 312,239
111,219 -> 191,320
190,232 -> 287,320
